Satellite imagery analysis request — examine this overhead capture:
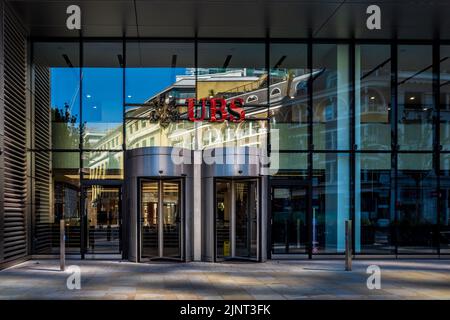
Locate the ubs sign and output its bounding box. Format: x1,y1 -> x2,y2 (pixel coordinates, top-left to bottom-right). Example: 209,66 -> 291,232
186,98 -> 245,123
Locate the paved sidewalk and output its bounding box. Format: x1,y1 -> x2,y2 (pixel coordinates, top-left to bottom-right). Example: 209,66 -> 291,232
1,259 -> 449,300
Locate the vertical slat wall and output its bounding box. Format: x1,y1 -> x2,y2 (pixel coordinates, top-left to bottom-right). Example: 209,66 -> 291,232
33,64 -> 51,253
0,0 -> 5,264
0,3 -> 28,264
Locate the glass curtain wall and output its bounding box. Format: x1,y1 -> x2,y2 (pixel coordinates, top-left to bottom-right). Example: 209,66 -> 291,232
269,43 -> 308,170
32,42 -> 81,254
82,41 -> 124,181
440,154 -> 450,253
396,45 -> 437,253
397,153 -> 437,253
31,39 -> 450,257
125,41 -> 195,150
197,42 -> 268,151
312,44 -> 351,253
441,46 -> 450,254
269,43 -> 309,254
355,153 -> 393,253
354,44 -> 393,253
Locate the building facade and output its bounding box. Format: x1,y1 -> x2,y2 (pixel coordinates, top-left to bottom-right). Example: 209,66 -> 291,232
1,0 -> 450,267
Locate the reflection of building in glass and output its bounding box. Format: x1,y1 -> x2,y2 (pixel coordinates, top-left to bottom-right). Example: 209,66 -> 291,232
84,68 -> 327,178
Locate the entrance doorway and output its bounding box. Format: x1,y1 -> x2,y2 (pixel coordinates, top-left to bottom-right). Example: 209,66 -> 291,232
215,179 -> 259,261
84,185 -> 122,254
271,186 -> 308,254
140,179 -> 183,260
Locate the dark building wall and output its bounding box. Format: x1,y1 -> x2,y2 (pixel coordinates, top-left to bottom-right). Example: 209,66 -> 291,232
31,63 -> 51,254
0,0 -> 5,264
0,1 -> 30,268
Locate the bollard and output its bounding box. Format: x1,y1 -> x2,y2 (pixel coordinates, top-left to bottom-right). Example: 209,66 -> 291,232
345,220 -> 352,271
60,219 -> 65,271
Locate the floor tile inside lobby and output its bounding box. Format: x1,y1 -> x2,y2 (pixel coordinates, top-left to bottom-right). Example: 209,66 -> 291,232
1,259 -> 449,300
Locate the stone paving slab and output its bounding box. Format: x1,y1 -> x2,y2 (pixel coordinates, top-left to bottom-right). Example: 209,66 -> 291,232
0,259 -> 449,300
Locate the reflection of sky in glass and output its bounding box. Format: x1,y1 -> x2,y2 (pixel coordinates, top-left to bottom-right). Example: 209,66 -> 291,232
51,67 -> 187,123
126,68 -> 187,103
51,68 -> 80,116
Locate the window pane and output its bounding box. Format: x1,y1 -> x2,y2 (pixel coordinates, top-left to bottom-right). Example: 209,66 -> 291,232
355,153 -> 394,253
199,121 -> 268,150
125,41 -> 195,116
356,44 -> 391,150
440,46 -> 450,150
312,153 -> 351,253
82,151 -> 123,180
125,119 -> 195,149
197,42 -> 268,119
82,42 -> 123,150
271,185 -> 308,254
33,42 -> 81,150
440,154 -> 450,254
313,44 -> 350,150
397,153 -> 437,253
270,43 -> 309,151
397,45 -> 433,150
32,152 -> 80,254
271,153 -> 308,173
86,185 -> 121,254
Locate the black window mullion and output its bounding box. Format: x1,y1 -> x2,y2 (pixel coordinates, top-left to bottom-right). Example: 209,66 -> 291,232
350,41 -> 356,255
307,40 -> 313,259
123,36 -> 126,153
79,34 -> 85,259
391,42 -> 399,256
265,36 -> 271,260
433,41 -> 441,256
121,34 -> 126,258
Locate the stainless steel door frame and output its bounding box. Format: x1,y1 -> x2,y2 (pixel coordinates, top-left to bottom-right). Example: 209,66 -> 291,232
140,178 -> 184,261
161,179 -> 183,259
231,181 -> 236,258
139,179 -> 159,260
256,179 -> 260,261
158,180 -> 163,258
215,178 -> 259,262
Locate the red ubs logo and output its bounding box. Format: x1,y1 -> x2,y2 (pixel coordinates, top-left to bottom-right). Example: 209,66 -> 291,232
186,98 -> 245,123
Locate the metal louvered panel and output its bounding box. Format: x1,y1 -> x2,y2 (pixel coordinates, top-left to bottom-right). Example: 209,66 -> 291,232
1,4 -> 28,263
33,64 -> 52,253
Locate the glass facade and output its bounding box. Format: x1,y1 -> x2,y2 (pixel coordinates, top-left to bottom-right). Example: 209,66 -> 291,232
31,40 -> 450,257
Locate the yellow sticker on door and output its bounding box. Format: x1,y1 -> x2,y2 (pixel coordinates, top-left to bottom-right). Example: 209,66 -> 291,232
224,240 -> 230,256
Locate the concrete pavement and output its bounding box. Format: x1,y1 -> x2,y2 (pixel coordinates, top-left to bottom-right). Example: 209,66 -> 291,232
0,259 -> 449,300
